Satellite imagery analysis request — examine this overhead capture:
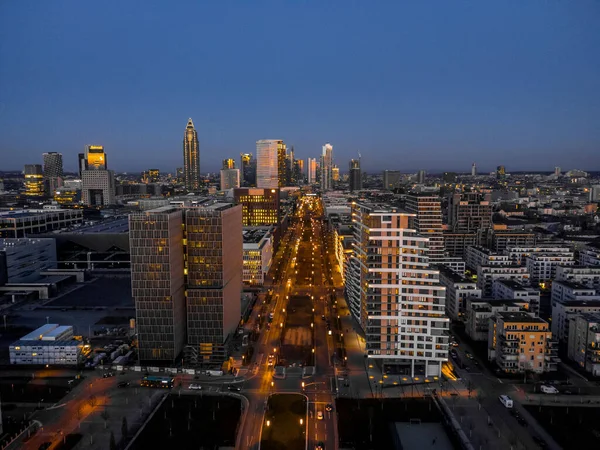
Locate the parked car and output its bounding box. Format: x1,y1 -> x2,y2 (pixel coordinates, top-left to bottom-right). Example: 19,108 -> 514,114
540,385 -> 559,394
117,381 -> 130,388
188,384 -> 202,390
325,404 -> 333,412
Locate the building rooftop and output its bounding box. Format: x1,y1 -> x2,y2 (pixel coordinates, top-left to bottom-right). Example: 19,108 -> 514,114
553,280 -> 597,291
496,311 -> 546,323
555,299 -> 600,307
21,324 -> 60,341
242,227 -> 272,244
438,266 -> 472,283
10,339 -> 81,348
74,218 -> 129,234
495,279 -> 535,291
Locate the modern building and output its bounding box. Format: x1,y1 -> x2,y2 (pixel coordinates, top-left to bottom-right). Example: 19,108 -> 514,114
465,246 -> 509,271
9,324 -> 85,365
471,162 -> 477,177
465,298 -> 527,341
405,194 -> 445,264
349,159 -> 362,191
0,238 -> 57,283
240,153 -> 256,187
85,145 -> 107,170
42,152 -> 64,195
487,311 -> 557,374
447,192 -> 492,233
346,202 -> 449,377
183,118 -> 200,191
555,266 -> 600,291
486,227 -> 536,253
477,265 -> 530,297
382,170 -> 401,191
551,298 -> 600,343
307,158 -> 317,184
567,313 -> 600,376
81,170 -> 115,206
589,185 -> 600,202
551,280 -> 600,305
496,165 -> 506,180
492,279 -> 540,316
443,232 -> 477,258
320,143 -> 333,191
416,170 -> 426,184
220,168 -> 241,190
331,166 -> 340,184
242,227 -> 273,286
23,164 -> 44,196
256,140 -> 284,189
579,244 -> 600,267
222,158 -> 235,169
0,209 -> 83,238
525,253 -> 575,283
78,152 -> 87,177
233,188 -> 280,227
438,266 -> 481,321
505,244 -> 572,266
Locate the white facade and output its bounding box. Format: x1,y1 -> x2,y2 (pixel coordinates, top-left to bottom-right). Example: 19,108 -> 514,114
580,246 -> 600,267
492,279 -> 541,315
505,245 -> 572,266
81,169 -> 115,206
476,265 -> 530,297
220,168 -> 241,191
567,313 -> 600,376
555,265 -> 600,291
438,267 -> 481,321
256,140 -> 281,189
465,246 -> 509,271
242,227 -> 273,286
0,238 -> 57,283
525,253 -> 575,283
552,299 -> 600,342
9,324 -> 82,365
551,280 -> 600,304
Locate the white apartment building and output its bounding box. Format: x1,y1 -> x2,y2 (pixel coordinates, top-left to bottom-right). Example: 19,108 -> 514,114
492,279 -> 541,316
9,324 -> 84,365
567,313 -> 600,376
505,244 -> 572,265
242,227 -> 273,286
465,298 -> 527,341
477,265 -> 530,297
346,202 -> 449,378
81,170 -> 115,206
551,280 -> 600,304
256,140 -> 282,189
552,298 -> 600,342
555,266 -> 600,291
580,245 -> 600,267
438,266 -> 481,321
465,246 -> 509,271
525,253 -> 575,283
436,257 -> 466,276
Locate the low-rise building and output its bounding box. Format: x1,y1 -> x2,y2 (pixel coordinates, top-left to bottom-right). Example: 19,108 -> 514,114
525,253 -> 575,283
488,311 -> 558,374
492,279 -> 541,316
0,238 -> 57,283
9,324 -> 85,365
465,298 -> 527,341
551,280 -> 600,304
438,266 -> 481,321
0,209 -> 83,238
567,313 -> 600,377
477,265 -> 530,297
242,227 -> 273,286
551,298 -> 600,343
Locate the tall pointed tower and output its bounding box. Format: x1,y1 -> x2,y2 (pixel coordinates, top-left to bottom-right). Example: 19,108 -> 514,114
183,118 -> 200,190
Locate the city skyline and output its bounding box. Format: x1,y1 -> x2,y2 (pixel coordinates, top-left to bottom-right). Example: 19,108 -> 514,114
1,2 -> 599,172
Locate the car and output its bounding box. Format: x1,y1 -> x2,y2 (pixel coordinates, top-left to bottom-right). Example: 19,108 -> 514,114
451,341 -> 459,347
315,442 -> 325,450
228,385 -> 241,392
103,372 -> 114,378
317,410 -> 323,420
267,355 -> 275,366
509,409 -> 520,417
465,352 -> 474,359
188,383 -> 202,390
117,381 -> 130,388
532,436 -> 547,448
325,403 -> 333,412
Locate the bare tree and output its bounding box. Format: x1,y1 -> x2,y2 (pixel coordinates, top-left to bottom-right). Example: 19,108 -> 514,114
100,409 -> 110,429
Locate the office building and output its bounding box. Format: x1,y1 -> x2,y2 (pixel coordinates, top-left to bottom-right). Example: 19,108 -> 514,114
405,194 -> 445,264
256,140 -> 284,189
567,313 -> 600,376
416,170 -> 426,184
349,159 -> 362,191
0,238 -> 57,283
176,167 -> 184,184
331,166 -> 340,183
443,232 -> 477,258
240,153 -> 256,187
222,158 -> 235,170
0,209 -> 83,238
487,312 -> 557,374
277,143 -> 289,187
465,298 -> 528,341
471,162 -> 477,177
184,204 -> 242,364
320,143 -> 333,191
147,169 -> 160,183
24,164 -> 44,196
346,202 -> 449,377
448,192 -> 492,233
82,170 -> 115,206
220,168 -> 240,190
9,324 -> 85,366
183,118 -> 200,191
307,158 -> 317,184
234,188 -> 280,227
496,165 -> 506,180
589,185 -> 600,202
438,266 -> 481,321
492,279 -> 540,316
383,170 -> 401,191
42,152 -> 64,195
85,145 -> 107,170
242,227 -> 273,286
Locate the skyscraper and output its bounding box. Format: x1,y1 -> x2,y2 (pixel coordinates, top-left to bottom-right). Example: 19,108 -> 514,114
416,170 -> 426,184
320,143 -> 333,190
554,166 -> 561,177
256,140 -> 284,189
471,162 -> 477,177
405,194 -> 445,264
81,145 -> 115,206
222,158 -> 236,169
331,166 -> 340,183
346,202 -> 449,377
220,168 -> 240,190
496,165 -> 506,180
448,192 -> 492,233
349,158 -> 362,191
383,170 -> 401,190
307,158 -> 317,184
23,164 -> 44,196
78,153 -> 87,178
240,153 -> 256,187
42,152 -> 64,195
183,118 -> 200,191
277,142 -> 289,187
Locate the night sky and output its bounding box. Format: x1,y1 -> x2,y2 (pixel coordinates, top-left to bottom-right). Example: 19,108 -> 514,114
1,1 -> 599,174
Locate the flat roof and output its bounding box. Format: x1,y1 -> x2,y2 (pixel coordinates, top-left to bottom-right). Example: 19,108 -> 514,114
496,311 -> 546,323
10,339 -> 81,348
42,325 -> 73,338
242,228 -> 271,244
21,324 -> 60,341
495,279 -> 533,290
75,218 -> 129,234
438,266 -> 471,283
394,423 -> 453,450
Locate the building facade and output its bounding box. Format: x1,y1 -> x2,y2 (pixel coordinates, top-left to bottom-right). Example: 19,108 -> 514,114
567,313 -> 600,376
492,279 -> 540,316
220,168 -> 241,190
320,143 -> 333,191
256,140 -> 284,189
383,170 -> 401,191
349,159 -> 362,191
24,164 -> 44,197
242,227 -> 273,286
405,194 -> 445,264
233,188 -> 280,226
183,118 -> 200,190
0,238 -> 57,283
81,170 -> 115,206
438,266 -> 481,321
42,152 -> 64,195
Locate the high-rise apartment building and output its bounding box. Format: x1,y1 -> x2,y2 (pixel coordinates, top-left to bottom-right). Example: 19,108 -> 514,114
349,159 -> 362,191
320,143 -> 333,190
383,170 -> 401,190
405,194 -> 445,264
184,204 -> 242,364
346,202 -> 449,377
183,118 -> 200,191
23,164 -> 44,196
129,207 -> 186,362
256,140 -> 284,189
307,158 -> 317,184
220,168 -> 240,190
233,188 -> 280,226
42,152 -> 64,195
416,170 -> 426,184
448,192 -> 492,233
81,145 -> 115,206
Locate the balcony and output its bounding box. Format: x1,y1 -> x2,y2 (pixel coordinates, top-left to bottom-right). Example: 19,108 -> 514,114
500,353 -> 518,361
499,334 -> 518,342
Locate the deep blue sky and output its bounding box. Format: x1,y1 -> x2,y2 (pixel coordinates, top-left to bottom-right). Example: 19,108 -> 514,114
1,1 -> 599,174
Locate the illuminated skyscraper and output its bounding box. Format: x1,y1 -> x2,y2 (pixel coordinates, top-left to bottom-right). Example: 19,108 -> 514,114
23,164 -> 44,196
183,118 -> 200,190
349,158 -> 362,191
147,169 -> 160,183
234,188 -> 280,226
497,165 -> 506,180
222,158 -> 236,169
82,145 -> 115,205
256,140 -> 284,189
332,165 -> 340,182
307,158 -> 317,184
240,153 -> 256,187
85,145 -> 107,170
320,143 -> 333,190
42,152 -> 64,195
278,142 -> 289,187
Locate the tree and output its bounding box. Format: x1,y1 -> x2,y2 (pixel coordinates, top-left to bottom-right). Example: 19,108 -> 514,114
121,416 -> 128,440
109,431 -> 117,450
100,410 -> 110,429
